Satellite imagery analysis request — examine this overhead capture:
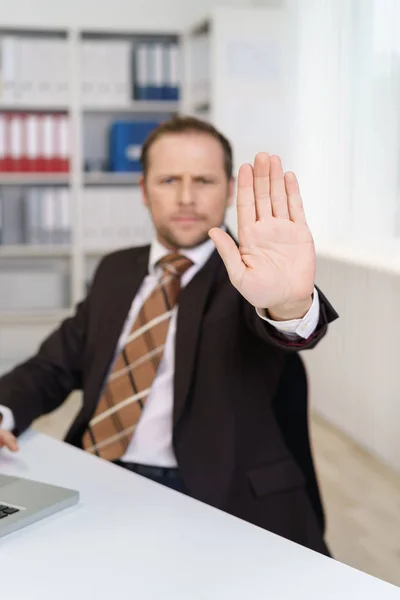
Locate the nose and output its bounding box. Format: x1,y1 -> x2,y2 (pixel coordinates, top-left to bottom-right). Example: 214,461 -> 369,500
178,177 -> 195,206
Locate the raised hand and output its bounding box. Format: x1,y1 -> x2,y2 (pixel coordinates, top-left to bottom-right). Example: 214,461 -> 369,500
209,153 -> 315,320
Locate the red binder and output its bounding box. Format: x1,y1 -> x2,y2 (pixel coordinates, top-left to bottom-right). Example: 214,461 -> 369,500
20,113 -> 30,172
9,113 -> 23,172
26,113 -> 39,172
3,113 -> 13,172
0,114 -> 6,172
36,113 -> 46,173
59,113 -> 70,173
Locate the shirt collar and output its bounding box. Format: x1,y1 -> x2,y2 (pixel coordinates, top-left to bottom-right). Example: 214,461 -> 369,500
148,225 -> 227,275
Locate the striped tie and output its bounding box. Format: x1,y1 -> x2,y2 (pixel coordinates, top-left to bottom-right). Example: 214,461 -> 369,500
82,253 -> 193,460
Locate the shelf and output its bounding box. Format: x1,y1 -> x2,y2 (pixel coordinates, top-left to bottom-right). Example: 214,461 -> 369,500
0,245 -> 71,259
192,101 -> 211,113
83,101 -> 180,114
0,309 -> 72,325
85,246 -> 130,256
0,104 -> 69,113
0,173 -> 70,186
84,172 -> 141,186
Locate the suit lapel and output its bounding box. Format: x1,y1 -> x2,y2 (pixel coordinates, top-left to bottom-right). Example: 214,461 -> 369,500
173,249 -> 222,425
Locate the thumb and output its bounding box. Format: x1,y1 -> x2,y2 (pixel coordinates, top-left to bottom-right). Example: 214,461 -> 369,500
0,431 -> 19,452
209,228 -> 245,286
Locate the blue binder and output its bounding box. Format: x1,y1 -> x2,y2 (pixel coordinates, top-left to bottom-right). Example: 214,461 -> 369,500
109,120 -> 159,172
162,43 -> 180,101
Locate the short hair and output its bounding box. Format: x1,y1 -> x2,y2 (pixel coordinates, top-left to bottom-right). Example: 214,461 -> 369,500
140,115 -> 233,180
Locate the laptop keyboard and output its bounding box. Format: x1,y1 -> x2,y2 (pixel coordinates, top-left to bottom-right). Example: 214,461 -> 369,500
0,504 -> 20,519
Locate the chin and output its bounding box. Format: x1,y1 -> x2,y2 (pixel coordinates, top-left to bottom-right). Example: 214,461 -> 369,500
163,228 -> 211,250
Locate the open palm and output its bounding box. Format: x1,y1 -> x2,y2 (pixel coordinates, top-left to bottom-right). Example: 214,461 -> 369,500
209,153 -> 315,312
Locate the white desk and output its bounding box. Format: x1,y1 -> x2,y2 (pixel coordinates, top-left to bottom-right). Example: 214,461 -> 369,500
0,431 -> 399,600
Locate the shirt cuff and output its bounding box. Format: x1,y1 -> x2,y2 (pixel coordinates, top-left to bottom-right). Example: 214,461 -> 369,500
256,288 -> 320,340
0,405 -> 16,432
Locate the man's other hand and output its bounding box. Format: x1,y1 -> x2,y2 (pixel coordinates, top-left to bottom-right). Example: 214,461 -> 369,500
0,429 -> 19,452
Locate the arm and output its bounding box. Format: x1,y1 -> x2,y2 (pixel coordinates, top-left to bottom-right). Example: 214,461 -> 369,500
0,296 -> 89,437
246,285 -> 338,351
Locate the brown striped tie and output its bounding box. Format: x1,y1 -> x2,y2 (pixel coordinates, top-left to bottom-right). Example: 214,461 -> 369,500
82,253 -> 193,460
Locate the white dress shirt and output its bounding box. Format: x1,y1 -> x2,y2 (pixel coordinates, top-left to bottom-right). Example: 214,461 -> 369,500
0,237 -> 320,467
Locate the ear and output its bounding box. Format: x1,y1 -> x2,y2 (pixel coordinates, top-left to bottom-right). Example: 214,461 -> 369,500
227,176 -> 236,208
139,175 -> 148,207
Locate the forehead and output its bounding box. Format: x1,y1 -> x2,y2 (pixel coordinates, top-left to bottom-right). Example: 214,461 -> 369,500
147,131 -> 225,173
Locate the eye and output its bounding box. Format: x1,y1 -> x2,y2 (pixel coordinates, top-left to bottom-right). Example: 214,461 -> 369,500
196,177 -> 213,184
161,177 -> 177,184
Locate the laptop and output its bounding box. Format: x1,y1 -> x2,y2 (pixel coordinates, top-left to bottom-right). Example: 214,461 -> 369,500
0,474 -> 79,539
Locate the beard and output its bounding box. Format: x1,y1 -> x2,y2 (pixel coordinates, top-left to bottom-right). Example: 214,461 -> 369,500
155,223 -> 212,250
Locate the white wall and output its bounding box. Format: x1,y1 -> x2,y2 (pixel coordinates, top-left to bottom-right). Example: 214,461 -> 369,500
1,0 -> 274,31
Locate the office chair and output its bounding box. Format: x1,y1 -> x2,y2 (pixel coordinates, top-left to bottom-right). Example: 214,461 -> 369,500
272,352 -> 326,534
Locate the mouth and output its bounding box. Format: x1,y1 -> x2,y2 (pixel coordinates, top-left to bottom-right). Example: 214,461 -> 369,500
172,216 -> 203,224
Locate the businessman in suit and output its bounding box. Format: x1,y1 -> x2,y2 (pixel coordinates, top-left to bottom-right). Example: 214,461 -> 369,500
0,116 -> 338,554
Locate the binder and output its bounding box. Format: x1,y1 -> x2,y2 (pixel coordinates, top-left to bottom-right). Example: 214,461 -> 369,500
41,187 -> 56,243
58,188 -> 71,244
163,43 -> 180,101
0,36 -> 17,104
58,114 -> 70,172
109,120 -> 159,172
147,43 -> 164,100
134,44 -> 148,100
169,44 -> 180,100
0,114 -> 6,171
42,113 -> 55,172
9,113 -> 23,172
26,113 -> 40,172
23,187 -> 39,244
0,189 -> 3,244
19,113 -> 30,172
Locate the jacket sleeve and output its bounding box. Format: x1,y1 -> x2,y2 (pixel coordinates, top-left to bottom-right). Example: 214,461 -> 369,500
244,286 -> 339,351
0,295 -> 90,436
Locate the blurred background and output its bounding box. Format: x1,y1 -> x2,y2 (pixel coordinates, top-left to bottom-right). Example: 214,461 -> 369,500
0,0 -> 399,585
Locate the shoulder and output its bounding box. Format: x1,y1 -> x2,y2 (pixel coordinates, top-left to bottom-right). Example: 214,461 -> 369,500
91,245 -> 150,284
98,245 -> 149,269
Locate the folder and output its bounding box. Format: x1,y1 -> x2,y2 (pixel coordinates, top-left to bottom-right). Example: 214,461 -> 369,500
0,36 -> 18,104
0,189 -> 3,244
58,114 -> 70,172
133,44 -> 149,100
109,120 -> 159,172
41,187 -> 56,243
147,43 -> 164,100
9,113 -> 23,172
26,113 -> 40,172
1,190 -> 24,244
163,43 -> 180,101
23,187 -> 41,245
58,188 -> 71,244
0,114 -> 6,171
42,113 -> 56,172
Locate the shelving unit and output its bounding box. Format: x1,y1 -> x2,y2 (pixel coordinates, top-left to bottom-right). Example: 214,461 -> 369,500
0,6 -> 289,373
0,24 -> 181,372
182,6 -> 297,232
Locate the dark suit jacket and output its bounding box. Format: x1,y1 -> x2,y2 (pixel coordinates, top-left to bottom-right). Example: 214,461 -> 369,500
0,245 -> 338,554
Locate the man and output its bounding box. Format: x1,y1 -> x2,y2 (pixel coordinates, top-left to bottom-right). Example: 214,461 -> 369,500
0,116 -> 338,554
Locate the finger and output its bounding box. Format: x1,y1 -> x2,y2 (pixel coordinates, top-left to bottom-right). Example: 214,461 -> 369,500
209,228 -> 245,287
236,163 -> 256,237
285,171 -> 307,224
253,152 -> 272,220
0,432 -> 19,452
270,155 -> 289,219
